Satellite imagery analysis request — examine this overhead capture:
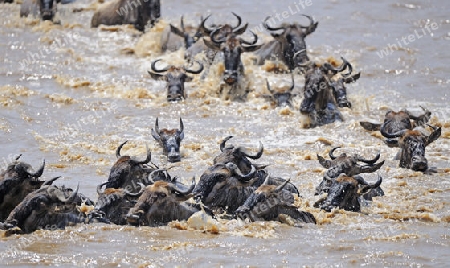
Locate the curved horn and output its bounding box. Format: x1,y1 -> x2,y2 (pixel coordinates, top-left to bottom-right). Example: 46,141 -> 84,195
231,12 -> 242,30
199,14 -> 213,35
130,144 -> 152,165
210,28 -> 226,44
341,60 -> 353,77
380,127 -> 407,139
360,175 -> 382,193
329,147 -> 340,160
288,73 -> 295,92
51,184 -> 79,203
242,141 -> 264,160
116,140 -> 128,158
124,182 -> 146,197
265,79 -> 274,94
263,16 -> 284,31
15,154 -> 22,161
154,117 -> 160,134
180,16 -> 185,32
220,136 -> 234,152
148,168 -> 166,182
151,59 -> 170,73
179,118 -> 184,133
275,178 -> 290,192
43,176 -> 61,186
184,60 -> 204,74
357,152 -> 381,165
239,31 -> 258,45
227,163 -> 256,181
324,57 -> 349,73
299,14 -> 315,28
168,177 -> 196,195
96,181 -> 108,195
27,159 -> 45,177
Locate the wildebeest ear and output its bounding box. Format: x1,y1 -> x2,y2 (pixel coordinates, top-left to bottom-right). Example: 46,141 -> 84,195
151,128 -> 161,141
170,24 -> 184,38
148,71 -> 166,81
242,44 -> 262,53
184,76 -> 193,82
360,121 -> 381,131
203,38 -> 221,50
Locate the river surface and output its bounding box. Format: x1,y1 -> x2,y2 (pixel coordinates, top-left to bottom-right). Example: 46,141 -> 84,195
0,0 -> 449,267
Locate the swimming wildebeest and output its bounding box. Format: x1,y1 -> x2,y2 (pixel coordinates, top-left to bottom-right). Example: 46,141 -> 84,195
126,178 -> 207,226
20,0 -> 58,21
263,74 -> 297,107
0,156 -> 46,221
315,147 -> 385,198
254,14 -> 318,70
314,173 -> 383,212
151,118 -> 185,163
327,61 -> 360,108
90,0 -> 160,32
360,107 -> 432,147
0,183 -> 93,234
236,179 -> 316,225
147,59 -> 204,102
298,57 -> 353,127
105,141 -> 155,191
168,16 -> 204,50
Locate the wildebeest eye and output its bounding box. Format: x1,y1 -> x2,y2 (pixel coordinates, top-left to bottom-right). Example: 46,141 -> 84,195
158,192 -> 166,198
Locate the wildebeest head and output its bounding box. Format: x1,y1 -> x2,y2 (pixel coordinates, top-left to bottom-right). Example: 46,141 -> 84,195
126,178 -> 196,226
205,30 -> 261,85
328,61 -> 360,108
193,162 -> 258,213
170,16 -> 205,49
105,141 -> 153,191
315,174 -> 382,212
39,0 -> 56,21
199,12 -> 249,40
263,14 -> 318,69
315,147 -> 384,195
134,0 -> 161,31
263,74 -> 296,107
381,125 -> 441,172
148,59 -> 204,102
0,156 -> 46,221
151,118 -> 185,162
2,184 -> 85,234
213,136 -> 264,174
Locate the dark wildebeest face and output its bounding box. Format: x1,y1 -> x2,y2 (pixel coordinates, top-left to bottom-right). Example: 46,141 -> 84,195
193,162 -> 258,213
39,0 -> 56,21
236,179 -> 316,224
205,31 -> 261,85
315,147 -> 384,196
126,179 -> 197,226
170,16 -> 204,49
1,184 -> 86,234
382,126 -> 441,172
134,0 -> 160,31
148,59 -> 204,102
213,136 -> 264,174
263,74 -> 296,107
0,156 -> 46,221
105,141 -> 153,191
263,14 -> 318,69
151,118 -> 185,162
315,174 -> 382,212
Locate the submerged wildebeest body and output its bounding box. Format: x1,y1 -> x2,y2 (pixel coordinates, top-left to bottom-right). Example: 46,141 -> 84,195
263,74 -> 297,108
236,179 -> 316,225
148,59 -> 204,102
315,147 -> 385,196
360,107 -> 432,147
126,179 -> 206,226
20,0 -> 58,21
105,141 -> 155,192
254,14 -> 318,70
0,156 -> 46,222
151,118 -> 185,162
90,0 -> 160,31
1,184 -> 92,234
299,57 -> 354,127
314,174 -> 382,212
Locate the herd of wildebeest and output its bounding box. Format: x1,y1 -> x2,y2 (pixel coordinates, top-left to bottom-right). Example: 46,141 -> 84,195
0,0 -> 443,234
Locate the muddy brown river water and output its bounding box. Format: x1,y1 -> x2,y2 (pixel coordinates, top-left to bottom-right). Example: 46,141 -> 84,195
0,0 -> 449,267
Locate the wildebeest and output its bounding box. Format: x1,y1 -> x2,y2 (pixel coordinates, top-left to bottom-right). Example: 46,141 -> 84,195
151,118 -> 185,163
314,174 -> 382,212
147,59 -> 204,102
0,156 -> 46,221
360,107 -> 432,147
262,74 -> 297,107
381,125 -> 441,173
0,184 -> 92,234
298,57 -> 352,127
204,29 -> 261,101
105,141 -> 155,191
327,62 -> 360,108
90,0 -> 160,32
236,179 -> 316,225
254,14 -> 318,70
315,147 -> 385,197
168,16 -> 204,50
126,178 -> 204,226
20,0 -> 58,21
